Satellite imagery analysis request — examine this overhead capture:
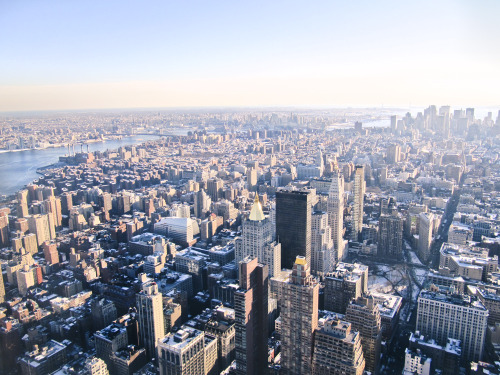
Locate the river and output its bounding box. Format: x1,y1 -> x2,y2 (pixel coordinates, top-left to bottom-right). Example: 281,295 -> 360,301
0,135 -> 162,197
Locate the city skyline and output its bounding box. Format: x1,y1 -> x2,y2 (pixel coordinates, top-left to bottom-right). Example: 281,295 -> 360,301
1,0 -> 499,111
1,0 -> 500,373
0,104 -> 499,373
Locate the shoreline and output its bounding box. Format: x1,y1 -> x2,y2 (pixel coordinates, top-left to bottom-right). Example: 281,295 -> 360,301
0,133 -> 172,154
0,136 -> 125,154
0,135 -> 162,197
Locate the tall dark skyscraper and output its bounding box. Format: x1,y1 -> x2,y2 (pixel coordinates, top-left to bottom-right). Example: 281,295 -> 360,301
234,257 -> 269,375
377,213 -> 403,260
276,189 -> 313,269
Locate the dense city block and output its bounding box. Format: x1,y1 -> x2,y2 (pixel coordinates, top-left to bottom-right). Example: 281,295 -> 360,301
0,107 -> 500,374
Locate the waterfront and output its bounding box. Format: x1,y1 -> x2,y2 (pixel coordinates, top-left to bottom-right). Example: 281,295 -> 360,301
0,135 -> 161,196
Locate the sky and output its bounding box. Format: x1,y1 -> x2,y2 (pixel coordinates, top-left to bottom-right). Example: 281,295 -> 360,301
0,0 -> 499,111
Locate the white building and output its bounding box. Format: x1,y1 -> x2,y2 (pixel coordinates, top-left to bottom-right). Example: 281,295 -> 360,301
328,172 -> 345,260
310,211 -> 334,277
136,280 -> 165,359
418,212 -> 434,263
416,290 -> 488,362
154,217 -> 200,245
235,194 -> 281,278
157,327 -> 206,375
169,203 -> 191,218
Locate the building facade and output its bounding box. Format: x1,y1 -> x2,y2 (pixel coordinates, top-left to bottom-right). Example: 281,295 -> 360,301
345,295 -> 382,374
351,166 -> 365,242
136,280 -> 165,359
235,194 -> 281,277
276,189 -> 313,269
324,262 -> 368,314
312,318 -> 365,375
158,327 -> 205,375
416,290 -> 488,362
328,172 -> 345,260
234,257 -> 268,375
277,256 -> 319,375
310,211 -> 335,278
418,212 -> 434,263
377,213 -> 403,260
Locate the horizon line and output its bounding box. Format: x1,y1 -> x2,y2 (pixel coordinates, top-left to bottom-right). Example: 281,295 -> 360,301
2,104 -> 499,116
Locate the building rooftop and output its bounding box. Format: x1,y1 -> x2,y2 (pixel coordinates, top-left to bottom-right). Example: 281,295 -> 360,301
319,318 -> 359,343
410,331 -> 462,356
21,339 -> 67,363
95,322 -> 127,341
248,194 -> 265,221
477,288 -> 500,302
419,290 -> 487,311
176,248 -> 208,262
160,327 -> 203,351
114,345 -> 145,360
371,292 -> 403,318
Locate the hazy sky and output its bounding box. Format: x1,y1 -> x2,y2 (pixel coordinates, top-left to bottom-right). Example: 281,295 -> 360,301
1,0 -> 499,111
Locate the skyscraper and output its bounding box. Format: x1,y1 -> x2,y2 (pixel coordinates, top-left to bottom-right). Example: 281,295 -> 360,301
100,193 -> 112,214
16,264 -> 37,296
312,318 -> 365,375
276,189 -> 313,269
351,166 -> 365,242
136,279 -> 165,359
194,189 -> 212,218
0,270 -> 5,304
27,213 -> 54,247
235,194 -> 281,277
418,212 -> 434,263
328,172 -> 345,260
60,192 -> 73,216
390,115 -> 397,133
17,190 -> 29,218
345,295 -> 382,374
246,168 -> 258,191
377,213 -> 403,260
316,149 -> 325,176
234,258 -> 269,375
0,213 -> 9,248
117,193 -> 132,215
91,298 -> 118,331
42,240 -> 59,265
44,195 -> 62,228
310,211 -> 334,278
207,178 -> 223,202
386,145 -> 401,164
324,262 -> 369,314
277,256 -> 319,375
